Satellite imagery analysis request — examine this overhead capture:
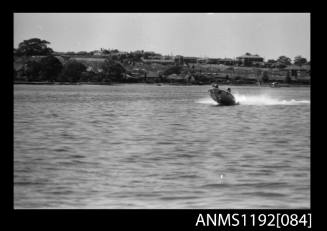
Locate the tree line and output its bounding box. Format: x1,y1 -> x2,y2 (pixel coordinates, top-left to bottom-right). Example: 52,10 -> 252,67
14,38 -> 310,83
14,38 -> 127,83
265,55 -> 309,68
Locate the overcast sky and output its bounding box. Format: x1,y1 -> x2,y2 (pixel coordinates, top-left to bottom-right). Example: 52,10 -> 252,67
14,13 -> 310,60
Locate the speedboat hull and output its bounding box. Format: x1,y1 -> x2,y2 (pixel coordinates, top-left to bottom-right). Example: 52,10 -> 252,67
270,82 -> 280,88
209,89 -> 237,106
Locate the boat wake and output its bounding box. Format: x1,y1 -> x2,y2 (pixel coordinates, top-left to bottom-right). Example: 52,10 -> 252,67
196,94 -> 310,106
196,97 -> 219,105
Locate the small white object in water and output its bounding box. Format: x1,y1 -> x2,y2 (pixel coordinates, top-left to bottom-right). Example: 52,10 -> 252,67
219,174 -> 224,184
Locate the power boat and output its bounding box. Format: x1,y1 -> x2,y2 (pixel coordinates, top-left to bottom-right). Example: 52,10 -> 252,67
270,82 -> 280,88
209,87 -> 237,106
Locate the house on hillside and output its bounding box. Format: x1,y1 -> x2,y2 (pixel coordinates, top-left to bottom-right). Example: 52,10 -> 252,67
93,50 -> 104,56
219,64 -> 232,70
219,58 -> 236,66
145,70 -> 162,83
285,64 -> 310,77
86,66 -> 103,73
70,57 -> 106,73
128,68 -> 146,80
236,54 -> 264,66
123,73 -> 141,82
174,55 -> 184,65
233,67 -> 259,80
285,64 -> 310,82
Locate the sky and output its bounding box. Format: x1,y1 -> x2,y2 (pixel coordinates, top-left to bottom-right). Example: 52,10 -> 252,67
14,13 -> 310,60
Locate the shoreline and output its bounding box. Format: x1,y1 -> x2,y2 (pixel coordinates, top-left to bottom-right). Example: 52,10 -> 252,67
13,81 -> 310,87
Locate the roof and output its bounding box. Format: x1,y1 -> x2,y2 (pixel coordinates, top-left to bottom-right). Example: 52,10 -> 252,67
237,54 -> 263,59
220,58 -> 234,61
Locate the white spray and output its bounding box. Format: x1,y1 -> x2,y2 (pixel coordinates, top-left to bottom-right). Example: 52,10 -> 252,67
196,93 -> 310,106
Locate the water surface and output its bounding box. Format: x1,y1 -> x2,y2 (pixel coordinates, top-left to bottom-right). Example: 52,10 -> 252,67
14,84 -> 310,208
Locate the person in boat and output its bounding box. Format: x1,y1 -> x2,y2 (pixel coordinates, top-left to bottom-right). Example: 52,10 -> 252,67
227,88 -> 231,94
212,83 -> 219,89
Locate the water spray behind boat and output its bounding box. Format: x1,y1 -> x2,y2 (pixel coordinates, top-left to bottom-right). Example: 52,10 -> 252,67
197,90 -> 310,106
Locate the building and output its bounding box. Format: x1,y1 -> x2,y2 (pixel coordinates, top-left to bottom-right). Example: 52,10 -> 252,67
145,70 -> 162,83
70,57 -> 106,73
183,57 -> 198,64
93,50 -> 104,56
285,64 -> 310,79
219,58 -> 236,66
174,55 -> 184,65
173,56 -> 198,65
236,54 -> 264,66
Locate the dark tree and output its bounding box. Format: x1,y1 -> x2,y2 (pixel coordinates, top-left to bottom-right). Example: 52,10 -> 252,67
266,59 -> 277,67
60,61 -> 87,82
276,56 -> 292,67
79,71 -> 94,82
24,60 -> 42,81
102,49 -> 111,55
14,69 -> 17,80
39,56 -> 63,81
77,51 -> 88,56
14,48 -> 18,56
16,38 -> 53,56
262,71 -> 269,82
294,56 -> 308,66
101,59 -> 126,82
234,76 -> 241,81
111,55 -> 119,61
65,51 -> 76,55
163,65 -> 183,76
285,71 -> 292,83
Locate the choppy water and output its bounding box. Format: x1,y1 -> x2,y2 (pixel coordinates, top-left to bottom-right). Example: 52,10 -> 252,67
14,84 -> 310,209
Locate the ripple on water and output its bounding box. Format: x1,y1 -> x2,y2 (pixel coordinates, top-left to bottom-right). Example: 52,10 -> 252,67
14,84 -> 310,208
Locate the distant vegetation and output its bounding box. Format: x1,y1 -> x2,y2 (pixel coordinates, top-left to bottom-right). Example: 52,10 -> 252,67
14,38 -> 53,56
60,61 -> 86,82
14,38 -> 310,85
163,65 -> 182,76
101,59 -> 126,82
